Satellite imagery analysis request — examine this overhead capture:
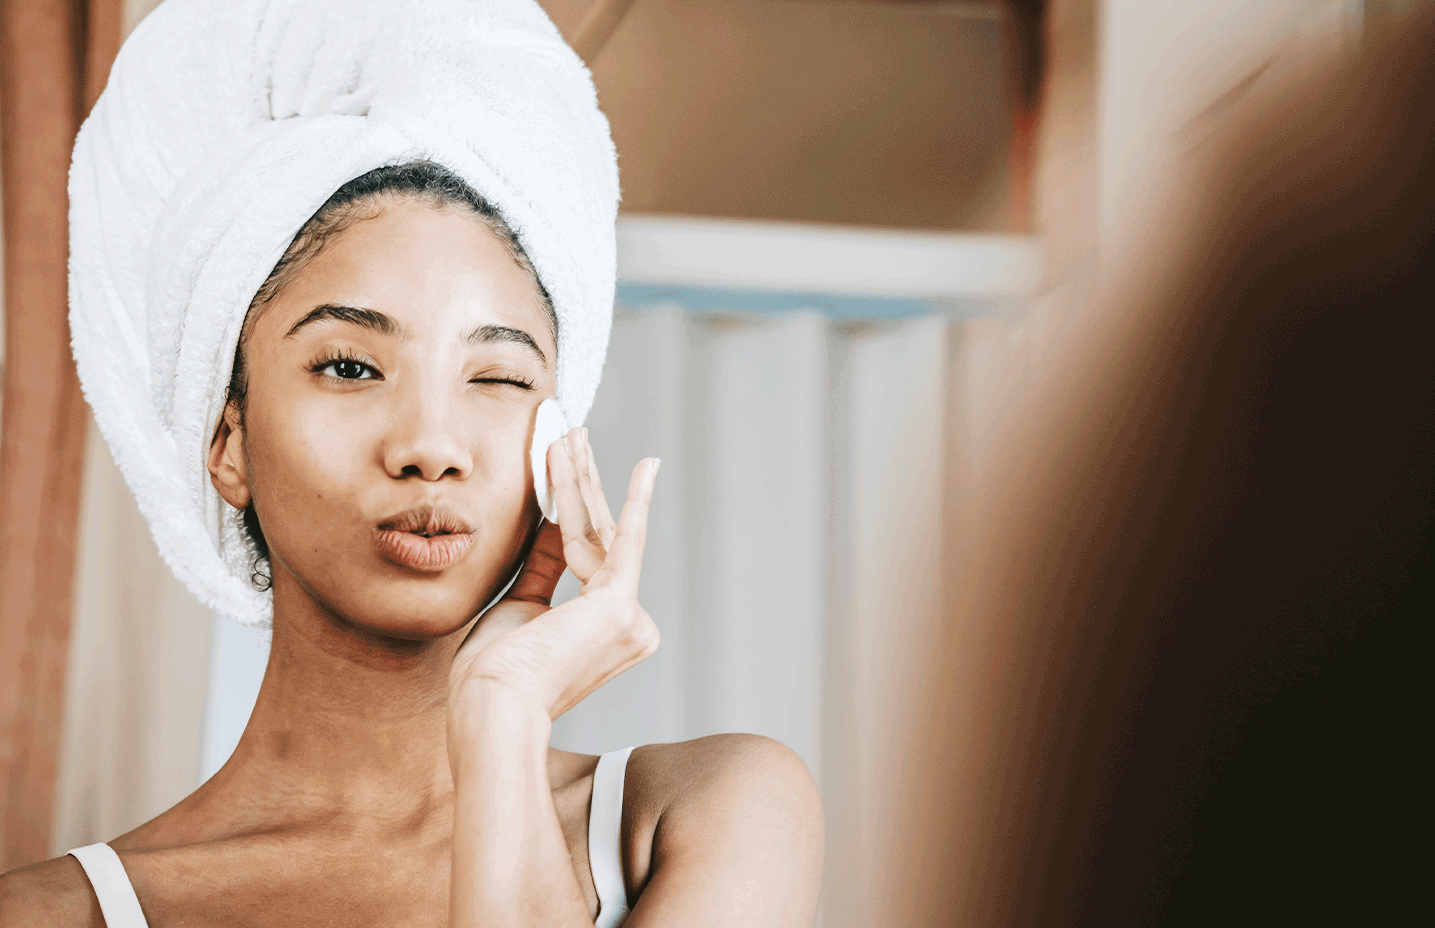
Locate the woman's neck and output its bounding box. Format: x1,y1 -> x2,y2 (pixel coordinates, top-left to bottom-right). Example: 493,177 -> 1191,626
202,587 -> 469,835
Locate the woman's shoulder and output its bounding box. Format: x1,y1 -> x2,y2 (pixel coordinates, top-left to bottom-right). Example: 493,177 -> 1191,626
620,733 -> 823,910
629,732 -> 820,815
0,854 -> 104,928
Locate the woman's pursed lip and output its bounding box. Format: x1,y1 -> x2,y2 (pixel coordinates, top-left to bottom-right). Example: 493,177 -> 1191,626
375,503 -> 475,536
373,529 -> 475,572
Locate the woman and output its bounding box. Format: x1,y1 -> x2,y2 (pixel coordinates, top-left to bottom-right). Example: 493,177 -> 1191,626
0,1 -> 823,925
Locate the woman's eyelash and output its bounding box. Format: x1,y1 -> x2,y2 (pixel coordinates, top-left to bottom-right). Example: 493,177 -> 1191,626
310,351 -> 380,380
470,374 -> 536,390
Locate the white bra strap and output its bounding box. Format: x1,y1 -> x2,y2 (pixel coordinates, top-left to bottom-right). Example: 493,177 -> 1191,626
67,843 -> 150,928
589,746 -> 636,928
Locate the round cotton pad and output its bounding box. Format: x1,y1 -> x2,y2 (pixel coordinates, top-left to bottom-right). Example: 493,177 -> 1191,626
531,398 -> 569,524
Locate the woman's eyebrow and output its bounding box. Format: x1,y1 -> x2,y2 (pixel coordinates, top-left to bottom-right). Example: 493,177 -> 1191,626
285,304 -> 401,339
283,306 -> 546,367
467,324 -> 547,367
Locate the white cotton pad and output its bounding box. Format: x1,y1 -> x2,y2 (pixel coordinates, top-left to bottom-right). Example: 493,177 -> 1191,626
530,399 -> 569,524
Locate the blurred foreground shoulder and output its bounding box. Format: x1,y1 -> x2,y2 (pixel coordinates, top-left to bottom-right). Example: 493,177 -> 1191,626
628,733 -> 823,925
0,855 -> 103,927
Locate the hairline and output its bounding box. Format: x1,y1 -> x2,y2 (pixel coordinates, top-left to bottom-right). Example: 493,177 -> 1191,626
238,192 -> 558,365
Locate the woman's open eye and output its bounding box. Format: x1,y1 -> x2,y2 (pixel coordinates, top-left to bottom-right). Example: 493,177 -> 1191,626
312,355 -> 380,380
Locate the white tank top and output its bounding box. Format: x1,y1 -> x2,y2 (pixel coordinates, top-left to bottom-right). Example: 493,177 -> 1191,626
67,746 -> 636,928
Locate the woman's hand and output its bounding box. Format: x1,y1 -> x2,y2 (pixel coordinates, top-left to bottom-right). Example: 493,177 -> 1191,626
445,428 -> 658,926
448,428 -> 660,725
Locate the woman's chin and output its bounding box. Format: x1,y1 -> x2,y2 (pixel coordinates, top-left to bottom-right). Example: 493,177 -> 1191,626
267,539 -> 526,641
277,569 -> 500,642
349,584 -> 496,640
355,617 -> 473,642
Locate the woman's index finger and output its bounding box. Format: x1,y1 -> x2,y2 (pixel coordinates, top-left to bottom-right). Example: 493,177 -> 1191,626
581,435 -> 618,548
604,457 -> 659,588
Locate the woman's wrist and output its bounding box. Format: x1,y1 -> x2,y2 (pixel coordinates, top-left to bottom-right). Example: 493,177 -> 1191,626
447,676 -> 552,757
446,678 -> 587,927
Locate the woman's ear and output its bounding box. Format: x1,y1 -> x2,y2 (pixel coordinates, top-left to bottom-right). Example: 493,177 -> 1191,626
208,402 -> 251,510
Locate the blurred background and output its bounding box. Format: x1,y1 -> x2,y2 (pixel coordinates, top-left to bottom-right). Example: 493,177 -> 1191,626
2,0 -> 1426,925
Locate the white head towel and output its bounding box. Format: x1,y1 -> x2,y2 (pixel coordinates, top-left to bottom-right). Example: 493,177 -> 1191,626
68,0 -> 618,628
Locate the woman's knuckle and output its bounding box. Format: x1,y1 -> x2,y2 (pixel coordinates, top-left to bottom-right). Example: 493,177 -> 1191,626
620,609 -> 657,652
636,623 -> 659,658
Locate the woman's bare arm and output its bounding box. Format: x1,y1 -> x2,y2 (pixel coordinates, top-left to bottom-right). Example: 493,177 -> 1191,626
0,857 -> 104,927
448,680 -> 588,926
625,734 -> 824,928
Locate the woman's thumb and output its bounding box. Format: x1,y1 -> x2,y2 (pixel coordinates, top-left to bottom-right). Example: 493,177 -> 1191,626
504,521 -> 567,605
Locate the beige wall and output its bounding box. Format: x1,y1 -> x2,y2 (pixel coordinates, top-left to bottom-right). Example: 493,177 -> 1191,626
124,0 -> 162,34
543,0 -> 1013,231
1098,0 -> 1361,248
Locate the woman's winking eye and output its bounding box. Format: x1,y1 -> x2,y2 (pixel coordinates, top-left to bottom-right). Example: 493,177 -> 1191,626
470,371 -> 536,390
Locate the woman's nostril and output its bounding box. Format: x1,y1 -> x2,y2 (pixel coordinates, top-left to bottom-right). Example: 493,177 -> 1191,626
394,460 -> 469,481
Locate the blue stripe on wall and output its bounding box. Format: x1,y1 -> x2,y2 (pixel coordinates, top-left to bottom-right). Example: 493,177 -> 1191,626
616,282 -> 1024,321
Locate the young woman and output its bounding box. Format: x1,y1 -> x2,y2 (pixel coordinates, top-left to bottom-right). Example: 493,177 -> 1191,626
0,1 -> 823,925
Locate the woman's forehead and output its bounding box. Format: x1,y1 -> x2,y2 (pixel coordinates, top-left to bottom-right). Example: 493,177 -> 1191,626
259,199 -> 553,349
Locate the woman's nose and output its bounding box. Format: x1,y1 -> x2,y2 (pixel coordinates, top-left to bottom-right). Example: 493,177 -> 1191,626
381,390 -> 473,481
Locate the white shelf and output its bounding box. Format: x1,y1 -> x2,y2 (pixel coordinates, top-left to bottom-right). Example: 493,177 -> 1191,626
616,215 -> 1040,301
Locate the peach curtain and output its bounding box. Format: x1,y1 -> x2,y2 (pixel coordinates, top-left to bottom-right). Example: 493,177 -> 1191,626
46,0 -> 215,859
49,415 -> 215,857
0,0 -> 123,870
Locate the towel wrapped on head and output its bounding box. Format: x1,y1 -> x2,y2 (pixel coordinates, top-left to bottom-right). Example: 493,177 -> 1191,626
68,0 -> 617,628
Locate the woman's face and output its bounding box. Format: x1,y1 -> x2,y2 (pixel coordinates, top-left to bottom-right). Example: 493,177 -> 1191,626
212,197 -> 557,639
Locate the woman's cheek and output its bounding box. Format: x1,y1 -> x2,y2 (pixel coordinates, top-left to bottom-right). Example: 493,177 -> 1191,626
292,393 -> 379,468
471,427 -> 538,553
249,392 -> 371,559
